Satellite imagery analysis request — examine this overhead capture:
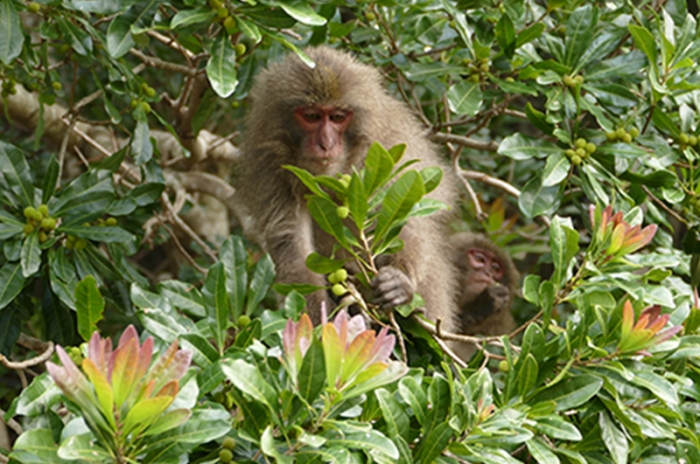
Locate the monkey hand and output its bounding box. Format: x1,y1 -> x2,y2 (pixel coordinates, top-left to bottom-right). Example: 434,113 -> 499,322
371,266 -> 415,308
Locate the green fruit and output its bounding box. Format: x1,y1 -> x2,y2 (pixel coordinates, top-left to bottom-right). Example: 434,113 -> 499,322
237,315 -> 250,328
336,206 -> 350,219
575,148 -> 586,158
621,133 -> 632,143
39,231 -> 47,242
504,77 -> 515,82
24,224 -> 35,235
74,238 -> 87,251
219,449 -> 233,463
615,128 -> 626,139
235,43 -> 246,57
365,11 -> 376,21
38,204 -> 49,217
461,58 -> 472,66
469,74 -> 480,82
679,133 -> 689,144
105,217 -> 117,226
328,272 -> 339,285
335,269 -> 348,282
224,391 -> 234,409
480,63 -> 490,72
498,360 -> 510,372
571,155 -> 582,165
565,149 -> 576,158
209,0 -> 222,9
28,2 -> 41,13
331,283 -> 346,297
575,138 -> 587,148
222,437 -> 236,450
574,75 -> 584,85
217,7 -> 229,18
562,75 -> 575,87
52,82 -> 62,91
41,217 -> 56,230
339,174 -> 351,187
690,135 -> 698,146
32,210 -> 44,221
606,131 -> 617,142
629,127 -> 639,138
140,101 -> 151,113
224,16 -> 236,32
585,142 -> 596,154
213,391 -> 225,403
130,99 -> 139,109
230,100 -> 240,109
24,206 -> 36,219
145,86 -> 156,98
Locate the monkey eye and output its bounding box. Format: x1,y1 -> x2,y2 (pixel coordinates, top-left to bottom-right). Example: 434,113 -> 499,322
302,111 -> 322,123
470,250 -> 487,266
492,262 -> 503,276
329,112 -> 347,123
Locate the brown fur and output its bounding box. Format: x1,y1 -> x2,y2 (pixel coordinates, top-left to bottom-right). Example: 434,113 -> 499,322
452,232 -> 519,336
234,47 -> 459,332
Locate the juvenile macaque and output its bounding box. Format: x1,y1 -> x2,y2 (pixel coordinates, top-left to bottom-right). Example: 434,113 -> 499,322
452,232 -> 519,336
234,47 -> 459,329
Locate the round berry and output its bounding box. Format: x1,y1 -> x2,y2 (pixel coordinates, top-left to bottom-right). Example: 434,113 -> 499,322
24,206 -> 36,219
689,135 -> 698,146
331,283 -> 346,297
479,63 -> 490,72
28,2 -> 41,13
52,82 -> 62,91
38,204 -> 49,217
23,224 -> 35,235
585,142 -> 596,154
621,133 -> 632,143
606,131 -> 617,142
562,75 -> 575,87
237,315 -> 250,328
217,7 -> 229,18
575,148 -> 586,158
498,360 -> 510,372
575,138 -> 587,148
74,238 -> 87,251
615,128 -> 626,139
679,133 -> 689,145
39,231 -> 47,242
336,206 -> 350,219
565,149 -> 575,158
235,43 -> 246,57
222,437 -> 236,450
224,16 -> 236,32
469,74 -> 480,82
219,449 -> 233,463
334,269 -> 348,282
629,127 -> 640,138
105,217 -> 117,226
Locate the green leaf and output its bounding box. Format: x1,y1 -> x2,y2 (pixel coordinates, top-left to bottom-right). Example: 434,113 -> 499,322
447,81 -> 483,116
305,252 -> 345,274
495,12 -> 516,58
20,231 -> 41,278
515,353 -> 539,396
0,261 -> 25,311
564,4 -> 598,68
526,437 -> 560,464
533,415 -> 583,441
132,119 -> 153,165
75,275 -> 105,342
308,196 -> 347,246
207,35 -> 239,98
180,333 -> 219,367
261,426 -> 293,464
106,14 -> 135,58
549,216 -> 579,289
141,408 -> 191,437
56,225 -> 134,243
414,422 -> 454,463
56,17 -> 93,56
219,235 -> 248,320
221,359 -> 277,412
0,0 -> 23,65
374,171 -> 425,243
651,106 -> 681,138
376,388 -> 410,442
364,143 -> 395,196
518,178 -> 561,219
298,337 -> 325,404
599,412 -> 628,464
41,155 -> 60,205
628,24 -> 657,69
203,262 -> 229,353
246,254 -> 275,314
524,102 -> 555,136
278,1 -> 326,26
398,376 -> 427,426
533,374 -> 603,411
523,274 -> 541,305
10,428 -> 65,463
326,430 -> 399,460
425,373 -> 450,431
170,8 -> 216,29
348,173 -> 368,230
233,318 -> 262,348
517,22 -> 545,48
237,16 -> 262,42
124,182 -> 165,207
498,133 -> 559,160
0,142 -> 35,208
541,152 -> 570,187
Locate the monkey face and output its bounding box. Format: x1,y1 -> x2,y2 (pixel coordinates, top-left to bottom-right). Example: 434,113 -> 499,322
466,248 -> 505,282
293,104 -> 354,174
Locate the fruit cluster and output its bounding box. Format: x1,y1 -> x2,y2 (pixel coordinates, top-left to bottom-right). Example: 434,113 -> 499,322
563,74 -> 584,88
565,138 -> 596,166
1,78 -> 17,97
219,436 -> 236,463
605,127 -> 639,144
462,57 -> 491,83
677,133 -> 699,150
328,268 -> 348,296
23,204 -> 56,242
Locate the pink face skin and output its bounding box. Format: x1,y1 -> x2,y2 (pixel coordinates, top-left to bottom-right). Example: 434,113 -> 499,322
294,105 -> 353,172
466,247 -> 505,290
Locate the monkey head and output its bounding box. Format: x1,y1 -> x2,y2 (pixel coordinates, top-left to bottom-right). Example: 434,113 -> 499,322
293,104 -> 354,173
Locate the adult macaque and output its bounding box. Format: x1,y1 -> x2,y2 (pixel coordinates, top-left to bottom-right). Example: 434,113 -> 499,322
234,47 -> 459,329
452,232 -> 519,337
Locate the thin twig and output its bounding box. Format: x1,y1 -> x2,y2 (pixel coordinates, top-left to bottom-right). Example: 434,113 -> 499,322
453,147 -> 485,220
388,310 -> 408,363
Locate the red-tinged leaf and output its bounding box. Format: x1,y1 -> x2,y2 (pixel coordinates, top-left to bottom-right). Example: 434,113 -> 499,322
82,358 -> 115,429
322,323 -> 342,388
653,325 -> 682,344
111,337 -> 139,408
88,331 -> 112,376
136,337 -> 154,384
620,300 -> 634,342
342,331 -> 375,382
121,396 -> 173,436
633,312 -> 652,331
56,345 -> 91,393
117,324 -> 139,349
608,223 -> 626,255
350,362 -> 388,388
156,379 -> 179,398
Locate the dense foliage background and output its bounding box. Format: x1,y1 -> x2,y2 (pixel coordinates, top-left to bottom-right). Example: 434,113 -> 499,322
1,0 -> 700,462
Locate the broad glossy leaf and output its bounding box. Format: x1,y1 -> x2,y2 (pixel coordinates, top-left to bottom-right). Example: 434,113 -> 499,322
56,225 -> 133,243
8,372 -> 62,417
132,119 -> 153,165
233,318 -> 261,348
221,358 -> 277,410
496,12 -> 516,58
526,437 -> 559,464
180,333 -> 219,367
203,262 -> 228,353
238,16 -> 262,42
549,216 -> 579,289
447,81 -> 482,116
140,409 -> 191,438
498,133 -> 559,160
75,275 -> 104,342
599,412 -> 628,464
374,171 -> 425,243
305,252 -> 345,274
278,1 -> 326,26
122,396 -> 172,436
376,388 -> 410,441
0,0 -> 23,65
414,422 -> 454,463
308,196 -> 347,246
106,14 -> 135,58
56,17 -> 93,56
170,8 -> 216,29
10,428 -> 65,463
157,280 -> 205,318
541,152 -> 570,187
0,142 -> 35,208
518,178 -> 561,219
261,426 -> 293,464
220,235 -> 248,320
364,143 -> 396,195
246,253 -> 275,314
533,374 -> 603,411
0,261 -> 25,311
628,24 -> 657,69
564,4 -> 598,68
326,430 -> 399,460
348,173 -> 368,230
20,230 -> 41,278
298,338 -> 325,404
533,415 -> 583,441
207,35 -> 238,98
52,170 -> 114,218
41,155 -> 60,205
